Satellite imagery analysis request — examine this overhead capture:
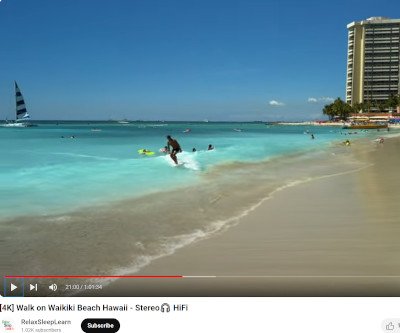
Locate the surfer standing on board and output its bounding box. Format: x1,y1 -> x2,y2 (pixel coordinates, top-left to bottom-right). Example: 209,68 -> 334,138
166,135 -> 182,165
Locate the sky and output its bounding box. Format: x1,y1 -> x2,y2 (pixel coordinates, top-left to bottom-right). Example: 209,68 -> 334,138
0,0 -> 399,121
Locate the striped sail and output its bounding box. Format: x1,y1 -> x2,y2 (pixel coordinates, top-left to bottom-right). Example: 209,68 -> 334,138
15,82 -> 30,121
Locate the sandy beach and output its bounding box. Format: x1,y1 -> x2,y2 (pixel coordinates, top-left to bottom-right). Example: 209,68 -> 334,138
3,131 -> 400,297
82,134 -> 400,296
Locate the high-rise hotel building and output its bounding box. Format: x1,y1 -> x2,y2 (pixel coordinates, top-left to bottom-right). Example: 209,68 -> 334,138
346,17 -> 400,111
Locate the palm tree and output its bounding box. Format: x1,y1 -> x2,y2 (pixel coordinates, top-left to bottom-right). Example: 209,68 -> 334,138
332,98 -> 352,120
374,100 -> 386,113
386,94 -> 400,113
364,100 -> 373,113
322,98 -> 352,121
352,102 -> 364,114
322,103 -> 335,120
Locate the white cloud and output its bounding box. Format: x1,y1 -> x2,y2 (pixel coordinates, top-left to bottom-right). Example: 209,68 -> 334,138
269,100 -> 285,106
307,96 -> 334,103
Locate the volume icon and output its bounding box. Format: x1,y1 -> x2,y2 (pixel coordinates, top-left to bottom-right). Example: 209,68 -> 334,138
48,284 -> 58,291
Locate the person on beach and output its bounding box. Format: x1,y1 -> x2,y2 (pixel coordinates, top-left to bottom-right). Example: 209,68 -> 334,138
166,135 -> 182,164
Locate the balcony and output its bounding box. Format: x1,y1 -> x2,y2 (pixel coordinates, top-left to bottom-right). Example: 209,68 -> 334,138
364,67 -> 396,72
365,38 -> 400,43
364,77 -> 399,82
365,48 -> 399,53
364,59 -> 399,64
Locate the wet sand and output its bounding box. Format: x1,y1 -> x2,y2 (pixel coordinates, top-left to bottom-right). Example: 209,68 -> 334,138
1,140 -> 364,288
2,133 -> 400,297
86,135 -> 400,296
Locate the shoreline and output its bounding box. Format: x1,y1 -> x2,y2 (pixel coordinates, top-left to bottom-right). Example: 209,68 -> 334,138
81,134 -> 400,296
2,131 -> 399,296
0,123 -> 351,221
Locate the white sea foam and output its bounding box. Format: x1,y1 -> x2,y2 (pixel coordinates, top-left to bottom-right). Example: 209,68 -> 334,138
179,152 -> 201,170
159,152 -> 200,171
51,152 -> 118,161
2,121 -> 389,291
45,215 -> 72,222
85,160 -> 374,293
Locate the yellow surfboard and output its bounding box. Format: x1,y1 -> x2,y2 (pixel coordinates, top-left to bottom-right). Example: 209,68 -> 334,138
138,149 -> 155,156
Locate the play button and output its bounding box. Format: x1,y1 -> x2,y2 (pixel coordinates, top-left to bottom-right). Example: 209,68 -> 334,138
4,278 -> 24,297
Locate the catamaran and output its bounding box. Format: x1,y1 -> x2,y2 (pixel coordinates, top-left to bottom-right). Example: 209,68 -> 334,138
2,82 -> 36,127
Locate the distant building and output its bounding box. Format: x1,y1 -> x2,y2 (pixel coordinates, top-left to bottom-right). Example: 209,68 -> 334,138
346,17 -> 400,112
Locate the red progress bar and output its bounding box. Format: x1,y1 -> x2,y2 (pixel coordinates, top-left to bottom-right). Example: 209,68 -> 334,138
5,275 -> 183,279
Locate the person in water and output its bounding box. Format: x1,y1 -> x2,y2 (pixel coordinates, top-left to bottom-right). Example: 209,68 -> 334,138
166,135 -> 182,164
207,144 -> 214,150
160,146 -> 170,153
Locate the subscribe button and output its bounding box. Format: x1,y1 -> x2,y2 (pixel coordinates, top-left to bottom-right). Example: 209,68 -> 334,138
81,318 -> 120,332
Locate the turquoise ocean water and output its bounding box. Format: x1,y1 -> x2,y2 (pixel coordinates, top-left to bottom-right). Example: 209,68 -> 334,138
4,121 -> 393,284
0,121 -> 374,219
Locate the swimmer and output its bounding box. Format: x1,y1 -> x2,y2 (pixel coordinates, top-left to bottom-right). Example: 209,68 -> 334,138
159,146 -> 170,153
